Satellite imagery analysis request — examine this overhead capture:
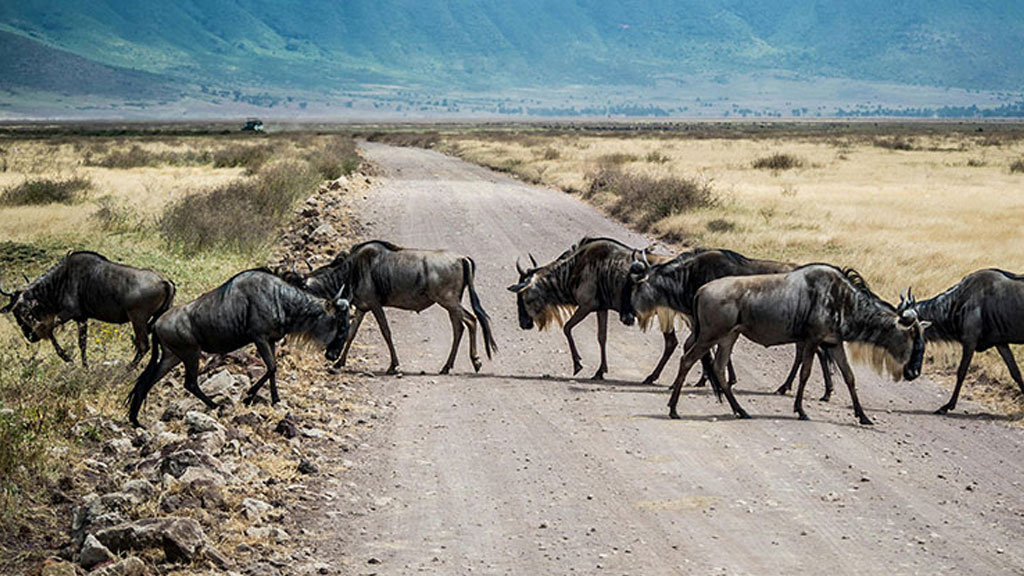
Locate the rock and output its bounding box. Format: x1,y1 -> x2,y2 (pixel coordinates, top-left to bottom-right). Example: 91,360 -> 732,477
201,370 -> 238,399
80,533 -> 115,569
242,497 -> 272,521
90,556 -> 147,576
103,437 -> 135,458
160,399 -> 203,422
121,479 -> 155,503
232,411 -> 264,429
186,429 -> 227,456
176,467 -> 227,510
95,517 -> 207,563
205,545 -> 232,570
40,558 -> 77,576
274,417 -> 298,439
185,411 -> 225,435
311,223 -> 337,242
245,525 -> 291,543
298,459 -> 319,475
159,449 -> 222,479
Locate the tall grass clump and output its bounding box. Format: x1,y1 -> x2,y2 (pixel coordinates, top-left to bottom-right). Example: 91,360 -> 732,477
212,143 -> 275,173
159,159 -> 318,254
586,167 -> 717,230
86,144 -> 212,168
1010,158 -> 1024,174
752,152 -> 804,170
0,176 -> 90,206
873,136 -> 916,151
306,135 -> 361,180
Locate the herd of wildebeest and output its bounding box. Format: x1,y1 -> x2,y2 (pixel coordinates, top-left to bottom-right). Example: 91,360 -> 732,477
2,237 -> 1023,428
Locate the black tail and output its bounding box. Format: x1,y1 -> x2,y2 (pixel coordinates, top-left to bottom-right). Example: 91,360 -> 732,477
149,280 -> 176,329
690,291 -> 724,402
126,329 -> 163,427
463,257 -> 497,359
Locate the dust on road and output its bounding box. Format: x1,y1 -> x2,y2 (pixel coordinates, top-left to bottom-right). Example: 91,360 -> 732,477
312,143 -> 1024,575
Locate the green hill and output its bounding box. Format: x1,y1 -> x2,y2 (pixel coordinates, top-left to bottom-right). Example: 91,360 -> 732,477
1,1 -> 1022,117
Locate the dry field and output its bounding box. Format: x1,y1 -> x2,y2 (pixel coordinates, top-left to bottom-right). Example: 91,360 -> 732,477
0,129 -> 360,568
434,124 -> 1024,411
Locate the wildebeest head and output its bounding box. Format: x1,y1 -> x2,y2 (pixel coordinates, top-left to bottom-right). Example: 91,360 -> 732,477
507,255 -> 542,330
894,288 -> 930,381
1,279 -> 52,343
619,249 -> 653,327
321,284 -> 351,362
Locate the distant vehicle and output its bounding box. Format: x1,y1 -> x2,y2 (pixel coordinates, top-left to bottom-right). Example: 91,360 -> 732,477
241,118 -> 264,132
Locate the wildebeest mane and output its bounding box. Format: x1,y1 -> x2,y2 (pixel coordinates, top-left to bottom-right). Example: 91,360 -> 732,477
350,239 -> 403,253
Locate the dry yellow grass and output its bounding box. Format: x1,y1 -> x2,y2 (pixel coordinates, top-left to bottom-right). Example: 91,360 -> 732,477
446,128 -> 1024,412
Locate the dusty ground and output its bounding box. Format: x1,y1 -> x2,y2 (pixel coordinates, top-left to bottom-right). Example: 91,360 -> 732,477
308,143 -> 1024,575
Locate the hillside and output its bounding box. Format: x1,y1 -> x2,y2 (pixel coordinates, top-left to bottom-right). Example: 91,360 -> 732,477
1,0 -> 1022,118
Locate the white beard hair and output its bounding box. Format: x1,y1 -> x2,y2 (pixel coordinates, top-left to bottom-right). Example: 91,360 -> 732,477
846,341 -> 903,381
534,304 -> 577,331
637,307 -> 689,334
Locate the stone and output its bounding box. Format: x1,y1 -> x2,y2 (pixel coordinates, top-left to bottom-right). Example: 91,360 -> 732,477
121,479 -> 155,503
103,437 -> 135,458
159,449 -> 222,478
298,459 -> 319,475
205,545 -> 233,570
245,526 -> 291,543
90,556 -> 147,576
201,370 -> 238,399
186,429 -> 227,456
242,497 -> 272,521
311,223 -> 338,242
160,398 -> 203,422
185,411 -> 225,435
274,417 -> 298,439
40,558 -> 77,576
80,533 -> 116,569
95,517 -> 207,563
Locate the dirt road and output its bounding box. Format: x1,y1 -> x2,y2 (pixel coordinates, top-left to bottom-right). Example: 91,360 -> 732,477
315,143 -> 1024,575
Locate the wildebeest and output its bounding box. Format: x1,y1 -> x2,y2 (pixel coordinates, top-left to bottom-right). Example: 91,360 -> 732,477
126,268 -> 350,427
292,240 -> 496,375
0,251 -> 174,367
916,269 -> 1024,414
507,237 -> 679,382
620,248 -> 835,399
665,265 -> 928,425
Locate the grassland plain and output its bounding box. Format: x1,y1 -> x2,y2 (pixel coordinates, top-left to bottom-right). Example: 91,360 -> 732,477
0,128 -> 362,572
387,122 -> 1024,414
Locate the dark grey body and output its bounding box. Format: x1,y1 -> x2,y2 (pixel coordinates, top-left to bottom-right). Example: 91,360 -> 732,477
1,251 -> 174,366
300,240 -> 496,375
620,248 -> 834,399
667,265 -> 926,425
126,269 -> 349,427
508,237 -> 678,382
917,269 -> 1024,414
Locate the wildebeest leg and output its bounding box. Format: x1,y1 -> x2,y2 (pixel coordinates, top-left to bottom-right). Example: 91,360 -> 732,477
440,307 -> 465,375
333,308 -> 366,369
127,347 -> 181,428
668,341 -> 716,420
792,343 -> 817,420
830,344 -> 872,425
936,343 -> 975,415
776,343 -> 803,396
642,330 -> 677,385
77,321 -> 88,367
713,334 -> 749,419
182,352 -> 217,409
562,306 -> 592,376
50,334 -> 73,363
371,306 -> 400,374
245,340 -> 279,404
685,332 -> 715,389
817,348 -> 834,402
460,306 -> 482,372
996,344 -> 1024,397
128,317 -> 150,368
592,310 -> 608,380
726,360 -> 737,386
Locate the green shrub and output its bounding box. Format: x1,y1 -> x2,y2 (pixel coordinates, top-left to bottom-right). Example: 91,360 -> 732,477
587,167 -> 717,230
0,176 -> 90,206
752,152 -> 804,170
212,144 -> 274,173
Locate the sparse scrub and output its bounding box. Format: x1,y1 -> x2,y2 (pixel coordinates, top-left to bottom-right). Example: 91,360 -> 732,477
305,135 -> 360,180
160,159 -> 318,253
86,144 -> 213,168
706,218 -> 736,233
752,152 -> 804,170
873,136 -> 916,151
966,158 -> 987,167
212,143 -> 274,173
645,150 -> 669,164
365,131 -> 441,149
597,152 -> 639,166
587,167 -> 716,230
0,176 -> 90,206
541,147 -> 561,160
1010,158 -> 1024,173
91,196 -> 141,232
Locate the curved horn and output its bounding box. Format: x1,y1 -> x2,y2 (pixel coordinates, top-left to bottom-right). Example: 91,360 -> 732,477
304,258 -> 313,272
631,249 -> 640,263
0,279 -> 12,297
907,286 -> 915,304
529,253 -> 538,268
334,283 -> 346,301
641,249 -> 650,267
516,257 -> 525,276
22,274 -> 30,285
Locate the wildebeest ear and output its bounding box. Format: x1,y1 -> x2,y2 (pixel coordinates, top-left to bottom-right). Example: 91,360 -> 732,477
507,283 -> 525,293
919,320 -> 932,330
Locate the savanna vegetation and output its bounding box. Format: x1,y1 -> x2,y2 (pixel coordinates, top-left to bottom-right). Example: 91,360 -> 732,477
375,122 -> 1024,414
0,127 -> 360,561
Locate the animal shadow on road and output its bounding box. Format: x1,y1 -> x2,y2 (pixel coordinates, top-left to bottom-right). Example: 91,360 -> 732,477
882,407 -> 1018,422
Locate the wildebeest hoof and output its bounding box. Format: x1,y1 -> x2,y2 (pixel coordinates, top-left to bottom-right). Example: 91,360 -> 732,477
386,366 -> 399,375
735,410 -> 752,419
439,366 -> 451,375
243,395 -> 257,407
572,363 -> 583,376
642,376 -> 658,386
693,379 -> 707,388
590,371 -> 604,381
327,366 -> 343,375
935,405 -> 952,415
774,385 -> 790,395
797,412 -> 810,421
858,415 -> 874,426
668,410 -> 681,420
819,394 -> 831,403
472,359 -> 482,373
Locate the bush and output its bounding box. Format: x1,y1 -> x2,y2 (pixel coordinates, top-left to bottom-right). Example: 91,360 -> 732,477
873,136 -> 915,151
159,159 -> 319,254
212,144 -> 274,173
597,152 -> 638,166
752,152 -> 804,170
1010,158 -> 1024,174
306,136 -> 360,180
645,150 -> 669,164
91,196 -> 141,232
706,218 -> 736,233
86,145 -> 212,168
0,176 -> 90,206
587,167 -> 717,230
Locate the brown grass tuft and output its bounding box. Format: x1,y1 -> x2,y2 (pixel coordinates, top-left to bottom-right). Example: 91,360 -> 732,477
752,152 -> 804,170
1010,158 -> 1024,173
0,176 -> 90,206
586,167 -> 717,230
